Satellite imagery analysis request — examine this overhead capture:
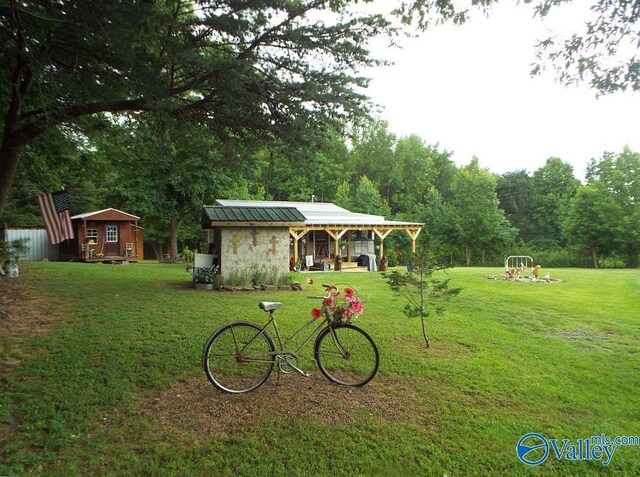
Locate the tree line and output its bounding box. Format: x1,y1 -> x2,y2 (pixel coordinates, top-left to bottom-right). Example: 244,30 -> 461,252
4,116 -> 638,268
3,1 -> 639,267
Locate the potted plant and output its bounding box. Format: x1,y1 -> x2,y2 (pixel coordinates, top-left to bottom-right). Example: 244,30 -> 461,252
0,238 -> 30,278
194,265 -> 219,290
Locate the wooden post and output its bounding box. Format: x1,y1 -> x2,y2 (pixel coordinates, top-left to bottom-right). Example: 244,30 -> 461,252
372,228 -> 393,266
289,229 -> 307,267
134,219 -> 139,258
325,229 -> 348,264
405,228 -> 422,253
346,231 -> 351,262
82,219 -> 87,258
373,229 -> 393,268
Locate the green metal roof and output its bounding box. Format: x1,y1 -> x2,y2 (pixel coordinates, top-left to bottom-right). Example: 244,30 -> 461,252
202,206 -> 305,227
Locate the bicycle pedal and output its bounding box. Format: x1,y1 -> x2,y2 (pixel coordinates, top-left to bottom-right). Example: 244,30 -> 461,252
288,362 -> 310,377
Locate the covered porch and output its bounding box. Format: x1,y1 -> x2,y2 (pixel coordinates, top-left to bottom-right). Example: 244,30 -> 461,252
289,224 -> 422,271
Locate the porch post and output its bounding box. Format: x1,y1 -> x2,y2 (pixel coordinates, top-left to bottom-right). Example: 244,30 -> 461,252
346,231 -> 351,262
82,219 -> 87,258
289,229 -> 308,268
405,228 -> 422,253
373,228 -> 393,262
135,219 -> 139,258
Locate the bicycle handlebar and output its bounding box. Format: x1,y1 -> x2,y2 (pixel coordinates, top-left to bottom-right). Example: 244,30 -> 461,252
307,295 -> 327,300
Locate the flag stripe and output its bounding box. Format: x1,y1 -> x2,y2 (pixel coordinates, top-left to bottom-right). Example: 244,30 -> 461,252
61,210 -> 74,241
36,191 -> 75,244
37,194 -> 60,244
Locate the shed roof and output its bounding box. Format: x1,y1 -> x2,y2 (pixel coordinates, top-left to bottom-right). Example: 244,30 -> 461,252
202,205 -> 306,228
215,200 -> 423,227
71,208 -> 140,221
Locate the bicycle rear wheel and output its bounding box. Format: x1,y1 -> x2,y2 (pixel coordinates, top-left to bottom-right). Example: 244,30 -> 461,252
203,322 -> 275,393
314,323 -> 379,386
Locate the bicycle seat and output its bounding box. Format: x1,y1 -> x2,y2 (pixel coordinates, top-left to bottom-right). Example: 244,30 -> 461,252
259,301 -> 282,312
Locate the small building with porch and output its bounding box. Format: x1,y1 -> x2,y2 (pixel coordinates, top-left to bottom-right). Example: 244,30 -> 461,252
59,208 -> 144,262
201,200 -> 423,281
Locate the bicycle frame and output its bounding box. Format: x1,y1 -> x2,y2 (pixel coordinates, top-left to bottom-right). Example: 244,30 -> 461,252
236,308 -> 346,364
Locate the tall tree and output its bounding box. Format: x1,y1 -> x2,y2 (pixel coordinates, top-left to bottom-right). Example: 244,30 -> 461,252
565,185 -> 623,267
349,120 -> 398,202
390,134 -> 437,213
450,158 -> 515,265
0,0 -> 393,220
349,175 -> 391,217
584,147 -> 640,266
252,126 -> 349,203
530,158 -> 580,249
496,170 -> 535,243
333,180 -> 352,210
103,116 -> 251,258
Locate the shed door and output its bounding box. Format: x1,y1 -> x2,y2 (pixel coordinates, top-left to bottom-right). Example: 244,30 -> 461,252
105,224 -> 120,256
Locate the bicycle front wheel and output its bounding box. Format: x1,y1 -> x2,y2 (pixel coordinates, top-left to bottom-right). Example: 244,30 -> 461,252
314,324 -> 379,387
203,322 -> 275,393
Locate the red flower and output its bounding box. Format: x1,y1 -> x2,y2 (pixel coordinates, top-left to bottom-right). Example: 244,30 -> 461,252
325,284 -> 336,292
350,298 -> 364,315
343,287 -> 355,299
311,308 -> 323,320
323,296 -> 334,306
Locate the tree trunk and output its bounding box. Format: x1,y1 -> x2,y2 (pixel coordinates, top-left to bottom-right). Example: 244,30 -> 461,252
169,212 -> 191,259
152,241 -> 164,261
481,249 -> 486,265
0,138 -> 24,220
465,244 -> 471,266
169,218 -> 179,259
592,247 -> 598,268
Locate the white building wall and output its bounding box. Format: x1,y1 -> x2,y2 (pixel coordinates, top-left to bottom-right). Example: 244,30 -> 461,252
219,226 -> 290,282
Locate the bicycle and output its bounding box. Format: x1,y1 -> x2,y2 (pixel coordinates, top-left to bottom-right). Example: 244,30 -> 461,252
202,284 -> 379,394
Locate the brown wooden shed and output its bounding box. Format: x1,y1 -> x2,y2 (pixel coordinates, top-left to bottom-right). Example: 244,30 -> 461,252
60,208 -> 144,262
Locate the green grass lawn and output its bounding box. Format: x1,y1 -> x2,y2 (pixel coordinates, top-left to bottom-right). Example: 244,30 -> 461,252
1,262 -> 639,476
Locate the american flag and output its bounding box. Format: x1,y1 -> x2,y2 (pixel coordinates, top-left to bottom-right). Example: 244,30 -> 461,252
36,190 -> 75,244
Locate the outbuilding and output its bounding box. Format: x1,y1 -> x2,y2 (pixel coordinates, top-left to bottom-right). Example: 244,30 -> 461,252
201,200 -> 423,281
59,208 -> 144,262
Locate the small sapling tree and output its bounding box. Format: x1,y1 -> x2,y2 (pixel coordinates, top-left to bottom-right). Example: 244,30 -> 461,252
385,246 -> 461,348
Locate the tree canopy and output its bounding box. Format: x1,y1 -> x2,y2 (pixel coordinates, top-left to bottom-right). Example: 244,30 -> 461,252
0,0 -> 392,219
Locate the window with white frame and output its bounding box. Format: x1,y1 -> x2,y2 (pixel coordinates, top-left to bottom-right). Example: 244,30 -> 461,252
86,229 -> 98,243
106,225 -> 118,242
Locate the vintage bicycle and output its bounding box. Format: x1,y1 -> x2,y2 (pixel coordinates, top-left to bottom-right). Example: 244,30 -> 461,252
202,285 -> 379,394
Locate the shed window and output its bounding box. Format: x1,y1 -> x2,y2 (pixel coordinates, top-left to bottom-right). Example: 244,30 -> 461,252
86,229 -> 98,243
106,225 -> 118,242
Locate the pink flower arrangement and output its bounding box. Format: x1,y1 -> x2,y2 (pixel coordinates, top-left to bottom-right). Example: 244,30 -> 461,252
317,285 -> 365,323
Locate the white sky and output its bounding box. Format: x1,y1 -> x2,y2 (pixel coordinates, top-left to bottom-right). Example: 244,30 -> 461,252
364,2 -> 640,181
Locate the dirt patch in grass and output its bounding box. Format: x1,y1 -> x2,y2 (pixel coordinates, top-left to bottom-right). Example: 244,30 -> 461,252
133,373 -> 432,444
550,330 -> 614,341
0,266 -> 71,451
0,267 -> 67,378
